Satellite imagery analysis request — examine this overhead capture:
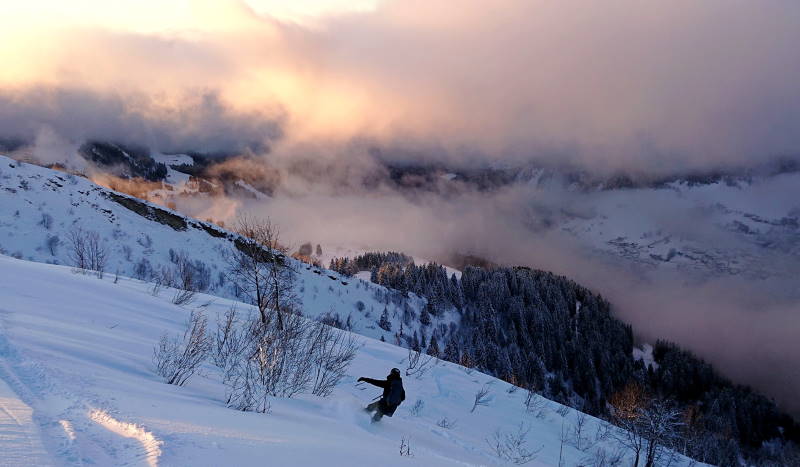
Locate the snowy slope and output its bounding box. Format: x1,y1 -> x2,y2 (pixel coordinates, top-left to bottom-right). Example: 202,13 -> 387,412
0,255 -> 702,466
0,155 -> 443,346
558,175 -> 800,280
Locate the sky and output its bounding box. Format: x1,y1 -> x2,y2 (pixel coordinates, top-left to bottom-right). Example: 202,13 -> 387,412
2,0 -> 800,174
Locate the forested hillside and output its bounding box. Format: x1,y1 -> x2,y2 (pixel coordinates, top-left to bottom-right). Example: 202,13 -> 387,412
332,254 -> 800,465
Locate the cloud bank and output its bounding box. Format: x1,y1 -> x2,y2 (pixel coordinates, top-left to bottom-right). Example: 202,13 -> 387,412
2,0 -> 800,173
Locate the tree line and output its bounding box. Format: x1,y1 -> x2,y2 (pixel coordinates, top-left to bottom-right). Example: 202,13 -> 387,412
333,254 -> 799,466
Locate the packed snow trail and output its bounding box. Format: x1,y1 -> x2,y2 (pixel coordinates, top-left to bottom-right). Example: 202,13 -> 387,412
0,377 -> 53,466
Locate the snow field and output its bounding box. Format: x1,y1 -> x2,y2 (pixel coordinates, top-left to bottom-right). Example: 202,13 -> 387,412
0,256 -> 703,466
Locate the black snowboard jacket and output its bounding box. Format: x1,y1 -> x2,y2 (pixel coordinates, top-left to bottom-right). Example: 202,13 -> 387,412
362,376 -> 405,416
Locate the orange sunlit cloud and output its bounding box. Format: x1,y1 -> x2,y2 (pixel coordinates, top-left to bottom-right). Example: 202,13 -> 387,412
2,0 -> 800,173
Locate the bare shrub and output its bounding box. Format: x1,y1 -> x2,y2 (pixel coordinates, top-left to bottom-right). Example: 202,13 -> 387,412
39,212 -> 53,230
224,312 -> 308,411
436,416 -> 457,429
524,390 -> 547,418
122,244 -> 133,261
486,422 -> 542,465
408,399 -> 425,417
227,216 -> 296,329
572,411 -> 590,451
223,310 -> 359,411
67,227 -> 108,277
45,234 -> 59,256
213,305 -> 249,382
559,418 -> 568,467
151,278 -> 162,297
609,383 -> 684,467
405,346 -> 435,379
471,384 -> 492,413
134,257 -> 153,280
307,322 -> 358,397
172,289 -> 196,306
170,252 -> 198,305
580,446 -> 626,467
593,423 -> 611,444
153,311 -> 211,386
399,437 -> 412,457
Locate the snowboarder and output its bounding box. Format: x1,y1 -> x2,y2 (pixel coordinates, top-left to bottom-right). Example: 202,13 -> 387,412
358,368 -> 405,422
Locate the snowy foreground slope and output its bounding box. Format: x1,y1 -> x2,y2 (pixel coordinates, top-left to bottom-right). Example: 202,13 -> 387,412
0,256 -> 702,466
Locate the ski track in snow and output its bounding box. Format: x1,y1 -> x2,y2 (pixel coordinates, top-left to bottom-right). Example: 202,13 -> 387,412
0,377 -> 53,466
1,320 -> 163,467
89,409 -> 163,467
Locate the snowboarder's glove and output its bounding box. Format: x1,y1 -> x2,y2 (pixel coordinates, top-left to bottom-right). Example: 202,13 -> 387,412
357,377 -> 365,382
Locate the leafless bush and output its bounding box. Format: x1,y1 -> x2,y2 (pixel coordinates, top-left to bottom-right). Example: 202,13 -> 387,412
572,411 -> 590,451
158,265 -> 176,288
609,385 -> 684,467
580,446 -> 626,467
524,390 -> 547,418
227,215 -> 296,329
593,423 -> 611,444
223,311 -> 359,411
67,227 -> 108,277
153,311 -> 211,386
253,310 -> 315,398
437,416 -> 458,429
486,422 -> 542,465
556,404 -> 571,417
471,384 -> 492,413
45,234 -> 59,256
559,418 -> 568,467
307,322 -> 359,397
172,289 -> 196,306
405,346 -> 435,379
150,278 -> 162,297
170,252 -> 198,305
409,399 -> 425,417
39,212 -> 53,230
400,437 -> 412,457
122,244 -> 133,261
213,305 -> 250,383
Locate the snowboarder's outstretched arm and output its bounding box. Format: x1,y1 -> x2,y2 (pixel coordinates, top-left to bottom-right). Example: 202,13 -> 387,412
358,377 -> 388,388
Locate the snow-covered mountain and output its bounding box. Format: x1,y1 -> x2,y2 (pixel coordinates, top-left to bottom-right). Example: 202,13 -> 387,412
0,155 -> 436,346
557,174 -> 800,280
12,141 -> 799,282
0,156 -> 704,466
72,146 -> 800,282
385,162 -> 800,281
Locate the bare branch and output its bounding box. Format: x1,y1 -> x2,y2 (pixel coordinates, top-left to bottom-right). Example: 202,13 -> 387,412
471,384 -> 492,413
405,346 -> 435,379
436,416 -> 458,429
153,311 -> 211,386
486,422 -> 542,464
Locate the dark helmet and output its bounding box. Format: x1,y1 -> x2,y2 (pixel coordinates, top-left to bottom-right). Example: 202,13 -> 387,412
389,368 -> 401,379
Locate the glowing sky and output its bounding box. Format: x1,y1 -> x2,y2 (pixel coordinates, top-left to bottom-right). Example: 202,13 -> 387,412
2,0 -> 800,173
